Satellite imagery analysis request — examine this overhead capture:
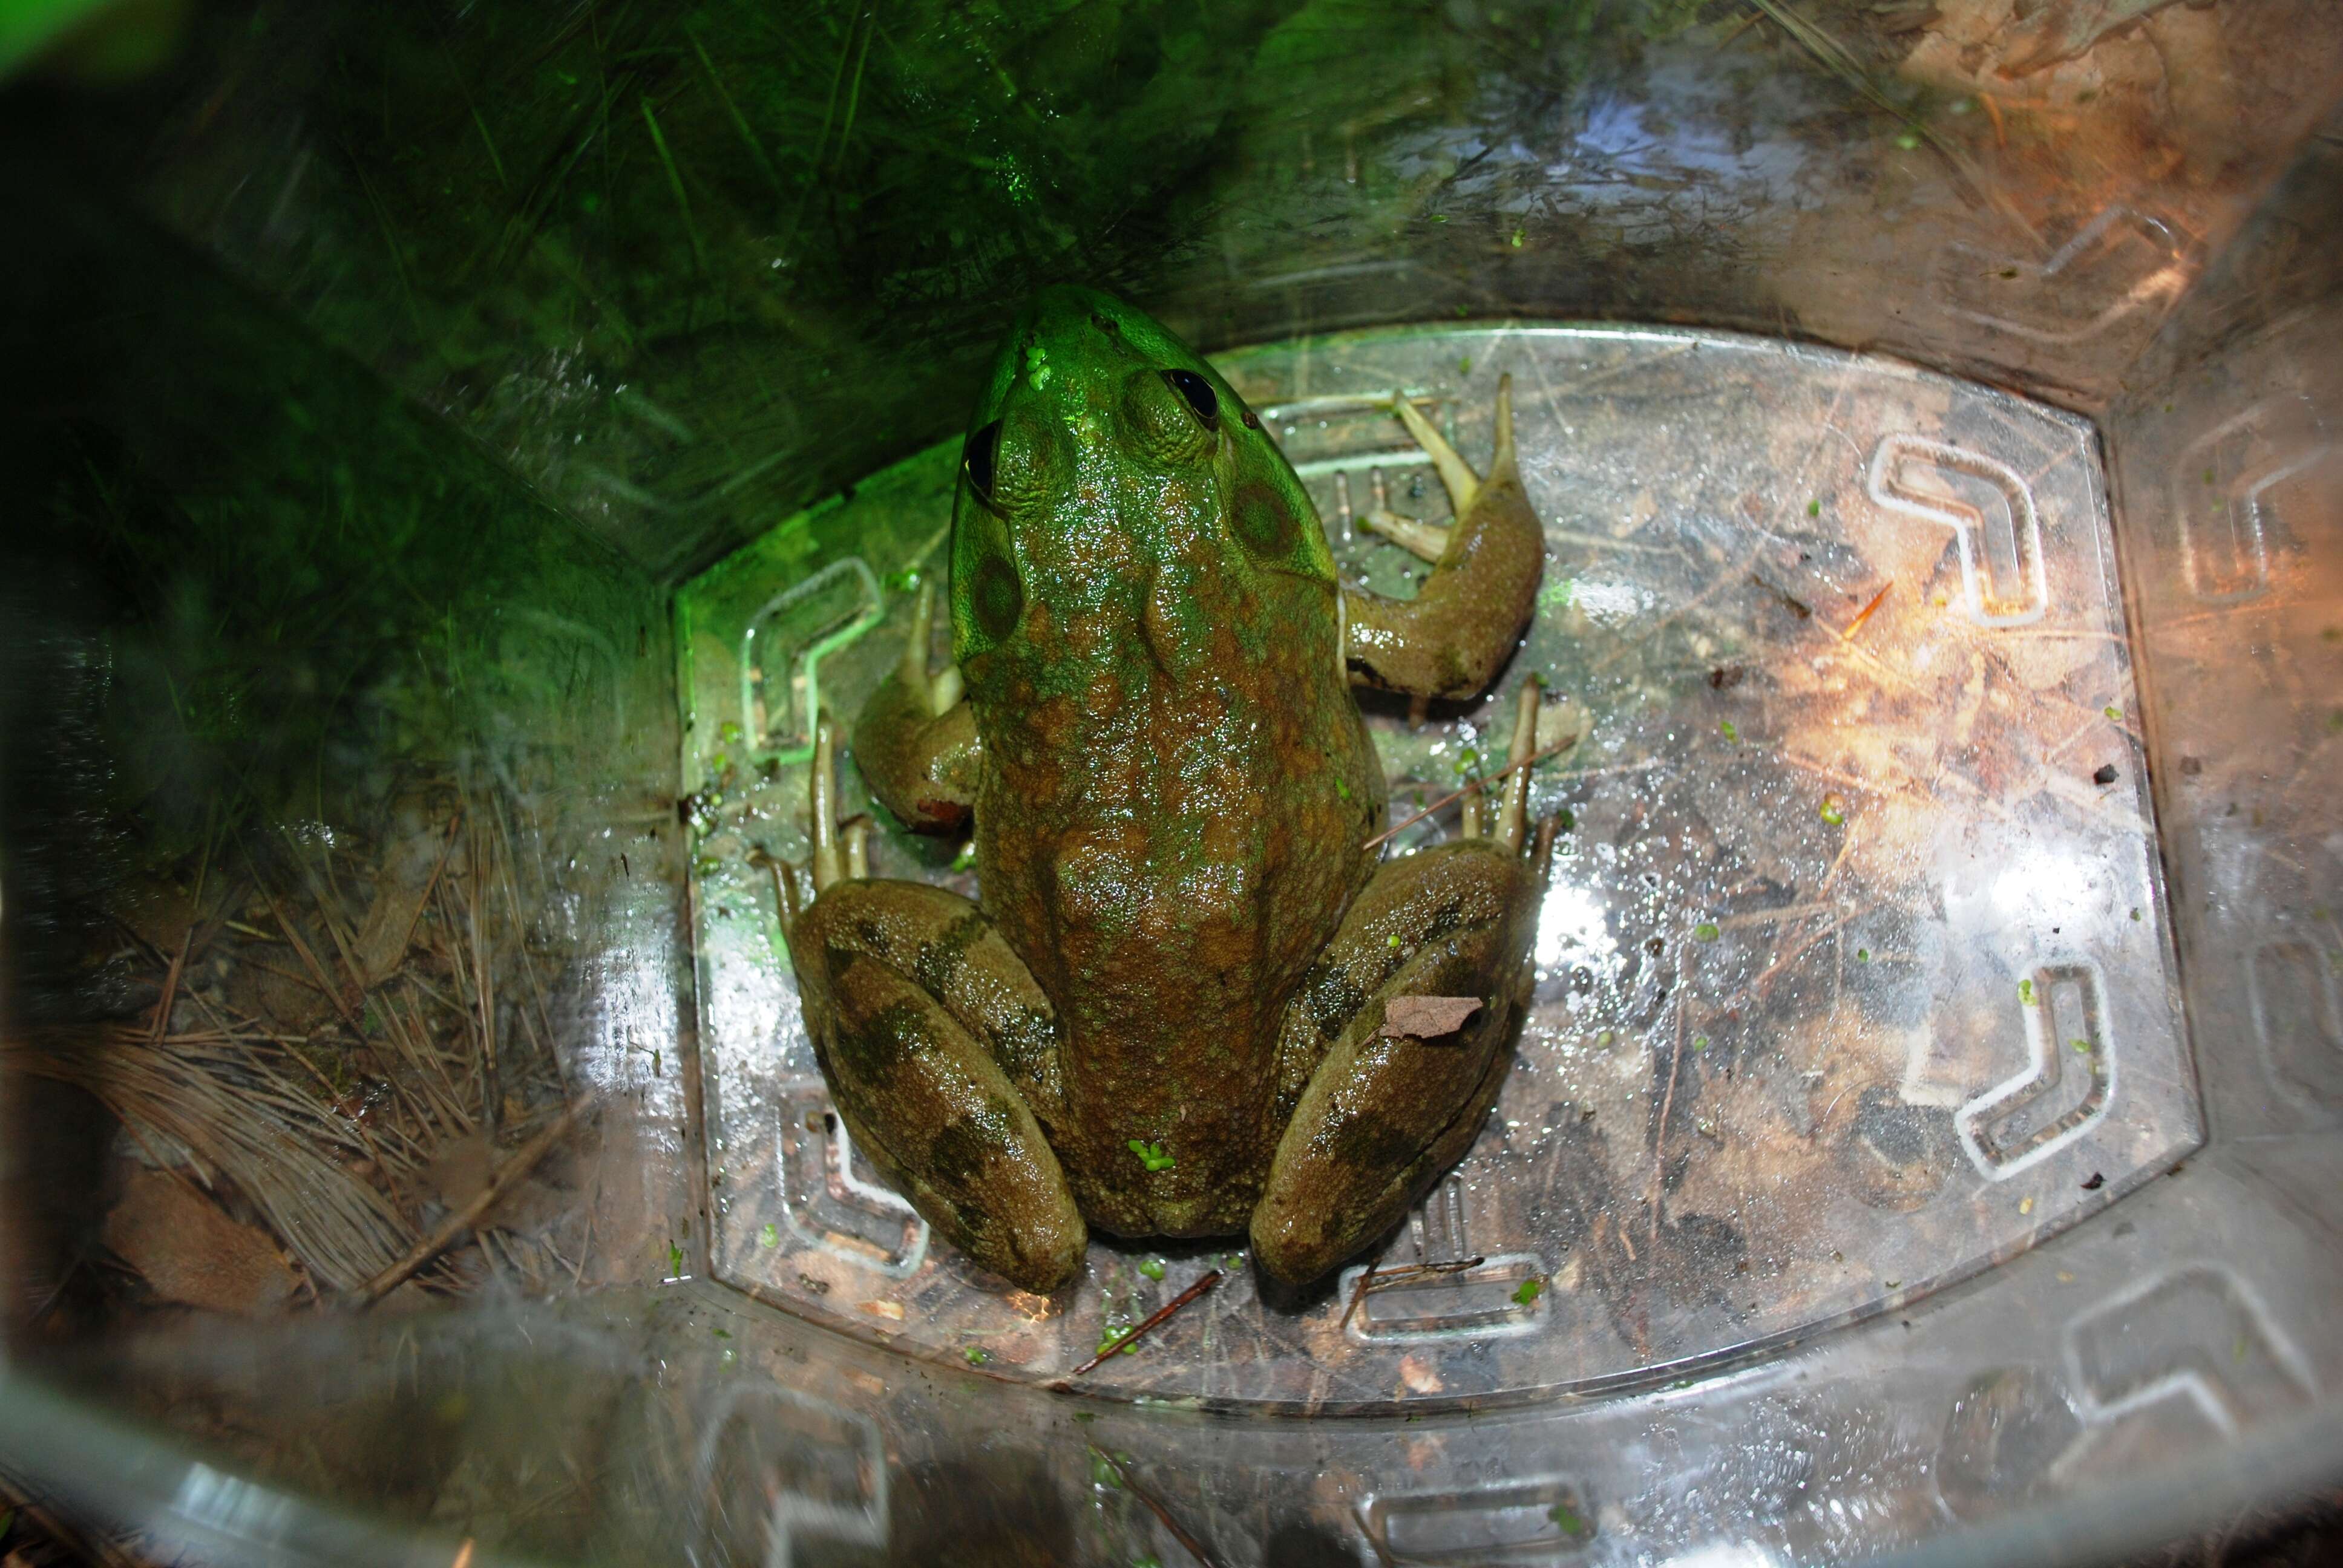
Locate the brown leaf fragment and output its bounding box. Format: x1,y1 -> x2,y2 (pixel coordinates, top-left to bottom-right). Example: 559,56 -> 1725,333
1381,996 -> 1484,1040
1998,0 -> 2187,76
421,1131 -> 493,1210
104,1168 -> 295,1316
353,805 -> 456,986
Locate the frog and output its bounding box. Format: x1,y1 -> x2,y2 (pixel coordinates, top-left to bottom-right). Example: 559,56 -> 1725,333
775,287 -> 1559,1294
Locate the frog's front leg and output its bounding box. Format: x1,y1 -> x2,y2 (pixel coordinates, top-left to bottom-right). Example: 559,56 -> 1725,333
784,722 -> 1085,1292
1344,374 -> 1545,703
1251,681 -> 1559,1285
854,581 -> 983,832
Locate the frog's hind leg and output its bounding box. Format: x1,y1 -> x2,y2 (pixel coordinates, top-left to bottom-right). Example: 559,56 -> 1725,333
1253,681 -> 1559,1285
854,580 -> 984,833
785,721 -> 1084,1293
1344,374 -> 1545,703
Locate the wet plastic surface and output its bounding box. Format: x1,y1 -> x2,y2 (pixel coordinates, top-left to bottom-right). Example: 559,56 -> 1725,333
5,4 -> 2343,1565
680,323 -> 2198,1405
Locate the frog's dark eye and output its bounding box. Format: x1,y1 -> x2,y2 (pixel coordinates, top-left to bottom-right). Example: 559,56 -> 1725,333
1121,368 -> 1217,468
963,419 -> 1002,505
1162,369 -> 1219,430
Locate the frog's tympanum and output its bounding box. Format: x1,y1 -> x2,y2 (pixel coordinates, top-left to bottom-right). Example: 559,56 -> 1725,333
778,288 -> 1558,1293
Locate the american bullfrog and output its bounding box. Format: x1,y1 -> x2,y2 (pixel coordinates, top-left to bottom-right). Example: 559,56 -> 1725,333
778,287 -> 1557,1293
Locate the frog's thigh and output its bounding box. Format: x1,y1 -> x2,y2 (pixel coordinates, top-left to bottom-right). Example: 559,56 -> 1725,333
791,880 -> 1084,1293
1253,841 -> 1536,1285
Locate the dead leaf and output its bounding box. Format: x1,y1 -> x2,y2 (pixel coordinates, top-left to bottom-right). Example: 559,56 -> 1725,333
1381,996 -> 1483,1039
1998,0 -> 2184,75
421,1131 -> 493,1210
223,958 -> 338,1034
104,1168 -> 295,1315
353,804 -> 455,986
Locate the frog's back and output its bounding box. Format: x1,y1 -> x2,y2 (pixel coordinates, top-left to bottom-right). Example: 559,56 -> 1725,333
952,287 -> 1384,1236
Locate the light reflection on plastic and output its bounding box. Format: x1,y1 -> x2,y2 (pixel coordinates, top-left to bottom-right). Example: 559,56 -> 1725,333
1536,877 -> 1620,975
167,1460 -> 298,1546
1989,850 -> 2100,933
1660,1544 -> 1786,1568
1571,578 -> 1654,627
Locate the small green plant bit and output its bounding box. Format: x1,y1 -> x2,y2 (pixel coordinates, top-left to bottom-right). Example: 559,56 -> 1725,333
1127,1138 -> 1175,1172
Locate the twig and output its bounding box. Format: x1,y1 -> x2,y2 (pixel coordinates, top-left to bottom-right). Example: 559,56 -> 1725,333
491,794 -> 565,1091
1649,947 -> 1689,1259
1339,1259 -> 1379,1331
147,926 -> 192,1046
1362,734 -> 1581,851
1841,581 -> 1893,642
1066,1269 -> 1222,1377
1086,1444 -> 1228,1568
0,1475 -> 149,1568
1717,4 -> 1767,47
1340,1256 -> 1490,1331
353,1098 -> 593,1307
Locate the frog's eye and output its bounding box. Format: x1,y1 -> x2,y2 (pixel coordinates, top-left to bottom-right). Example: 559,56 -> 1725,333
962,419 -> 1003,505
1121,368 -> 1218,468
1162,369 -> 1219,431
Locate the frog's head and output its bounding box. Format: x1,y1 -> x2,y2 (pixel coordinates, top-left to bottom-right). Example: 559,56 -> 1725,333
947,287 -> 1334,678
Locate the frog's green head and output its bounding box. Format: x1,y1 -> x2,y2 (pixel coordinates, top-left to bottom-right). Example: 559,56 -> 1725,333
947,287 -> 1334,675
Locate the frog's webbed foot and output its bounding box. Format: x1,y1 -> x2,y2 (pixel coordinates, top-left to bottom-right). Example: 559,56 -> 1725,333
1251,681 -> 1559,1285
1343,374 -> 1545,703
781,722 -> 1084,1294
854,581 -> 983,834
1354,393 -> 1485,560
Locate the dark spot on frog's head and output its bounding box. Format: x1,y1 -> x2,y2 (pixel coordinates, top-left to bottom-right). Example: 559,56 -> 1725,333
1090,310 -> 1120,336
1230,479 -> 1298,560
1325,1109 -> 1422,1174
1240,406 -> 1261,431
853,916 -> 891,953
971,553 -> 1023,642
836,999 -> 927,1082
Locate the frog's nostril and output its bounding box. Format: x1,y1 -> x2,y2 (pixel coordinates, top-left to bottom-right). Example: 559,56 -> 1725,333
963,419 -> 1002,504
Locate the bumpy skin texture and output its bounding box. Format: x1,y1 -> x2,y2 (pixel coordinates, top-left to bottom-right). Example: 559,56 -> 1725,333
795,287 -> 1547,1292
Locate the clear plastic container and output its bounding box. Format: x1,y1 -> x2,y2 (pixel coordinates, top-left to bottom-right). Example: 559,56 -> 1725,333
3,5 -> 2341,1565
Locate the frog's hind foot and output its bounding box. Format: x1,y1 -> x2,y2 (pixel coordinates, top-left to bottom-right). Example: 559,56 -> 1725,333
1355,383 -> 1516,561
1342,374 -> 1544,703
853,580 -> 982,834
1458,675 -> 1562,869
773,718 -> 871,925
